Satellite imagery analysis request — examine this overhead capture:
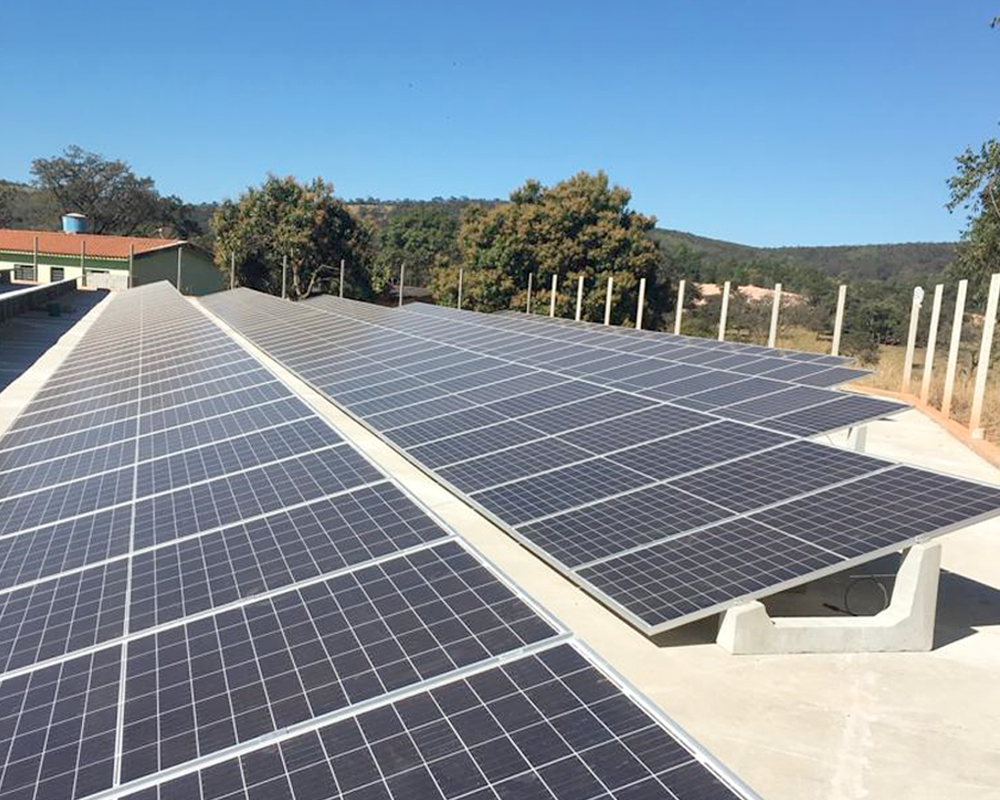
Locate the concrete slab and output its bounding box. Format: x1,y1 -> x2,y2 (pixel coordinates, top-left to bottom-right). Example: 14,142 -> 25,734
190,300 -> 1000,800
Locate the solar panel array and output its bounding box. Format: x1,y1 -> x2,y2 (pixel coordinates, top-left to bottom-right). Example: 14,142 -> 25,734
0,282 -> 758,800
201,289 -> 1000,634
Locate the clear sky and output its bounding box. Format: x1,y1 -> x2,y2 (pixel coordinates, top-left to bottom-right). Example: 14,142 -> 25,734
2,1 -> 998,246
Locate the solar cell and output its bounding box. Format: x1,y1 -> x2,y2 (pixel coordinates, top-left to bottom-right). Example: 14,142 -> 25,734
119,643 -> 749,800
759,394 -> 909,436
120,541 -> 556,782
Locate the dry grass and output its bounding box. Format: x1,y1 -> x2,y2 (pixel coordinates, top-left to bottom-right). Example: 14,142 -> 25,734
724,325 -> 1000,444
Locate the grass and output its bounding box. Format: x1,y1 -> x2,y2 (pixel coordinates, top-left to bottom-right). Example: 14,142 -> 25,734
722,324 -> 1000,444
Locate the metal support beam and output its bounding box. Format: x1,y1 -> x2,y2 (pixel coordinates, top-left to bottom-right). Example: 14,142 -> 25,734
970,272 -> 1000,438
942,279 -> 968,418
176,246 -> 183,294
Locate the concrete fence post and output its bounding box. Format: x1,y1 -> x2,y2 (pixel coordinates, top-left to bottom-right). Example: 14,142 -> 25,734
718,280 -> 731,341
526,273 -> 533,314
768,282 -> 782,348
33,236 -> 39,281
604,276 -> 613,326
920,284 -> 944,405
831,284 -> 847,356
398,264 -> 405,307
636,277 -> 647,330
281,255 -> 288,300
550,274 -> 558,317
128,244 -> 134,289
942,279 -> 968,418
901,286 -> 925,393
674,279 -> 685,335
970,272 -> 1000,439
575,275 -> 585,321
230,252 -> 236,290
339,259 -> 345,298
457,268 -> 463,309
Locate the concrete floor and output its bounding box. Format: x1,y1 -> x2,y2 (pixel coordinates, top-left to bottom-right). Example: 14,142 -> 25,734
4,295 -> 998,800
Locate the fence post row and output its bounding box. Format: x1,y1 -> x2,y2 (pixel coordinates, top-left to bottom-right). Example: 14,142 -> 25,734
942,279 -> 968,419
550,274 -> 558,317
674,279 -> 685,335
636,277 -> 647,330
717,280 -> 731,341
831,284 -> 847,357
970,272 -> 1000,439
919,284 -> 944,405
901,286 -> 925,392
767,282 -> 782,348
604,276 -> 613,326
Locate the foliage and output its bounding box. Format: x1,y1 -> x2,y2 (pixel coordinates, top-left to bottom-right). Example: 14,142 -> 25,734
946,133 -> 1000,306
212,175 -> 376,300
31,146 -> 170,235
374,204 -> 459,288
649,228 -> 954,285
434,171 -> 664,325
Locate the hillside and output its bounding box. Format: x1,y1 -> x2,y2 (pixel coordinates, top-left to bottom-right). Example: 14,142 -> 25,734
2,181 -> 956,282
650,228 -> 955,282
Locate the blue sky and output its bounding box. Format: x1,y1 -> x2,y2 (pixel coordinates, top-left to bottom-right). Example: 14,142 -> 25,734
3,1 -> 998,246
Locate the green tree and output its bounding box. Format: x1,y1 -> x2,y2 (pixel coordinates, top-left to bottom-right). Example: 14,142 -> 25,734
30,146 -> 166,235
434,171 -> 664,325
947,134 -> 1000,305
375,204 -> 459,288
212,175 -> 376,300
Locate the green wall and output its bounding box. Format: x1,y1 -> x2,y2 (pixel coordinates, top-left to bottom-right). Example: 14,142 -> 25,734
133,247 -> 225,296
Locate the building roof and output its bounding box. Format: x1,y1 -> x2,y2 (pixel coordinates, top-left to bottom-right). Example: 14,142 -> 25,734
0,228 -> 186,259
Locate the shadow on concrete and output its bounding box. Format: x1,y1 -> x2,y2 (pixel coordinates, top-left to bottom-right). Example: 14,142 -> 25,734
933,569 -> 1000,649
0,289 -> 108,393
648,564 -> 1000,651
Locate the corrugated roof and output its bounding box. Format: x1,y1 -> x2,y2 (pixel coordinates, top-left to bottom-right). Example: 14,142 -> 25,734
0,228 -> 185,259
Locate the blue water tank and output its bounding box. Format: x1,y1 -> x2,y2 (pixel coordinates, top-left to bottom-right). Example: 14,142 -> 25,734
61,213 -> 87,234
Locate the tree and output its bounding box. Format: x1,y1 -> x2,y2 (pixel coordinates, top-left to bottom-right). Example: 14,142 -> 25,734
212,175 -> 376,300
433,171 -> 664,325
30,146 -> 166,235
945,15 -> 1000,305
0,183 -> 12,227
947,134 -> 1000,305
375,204 -> 459,288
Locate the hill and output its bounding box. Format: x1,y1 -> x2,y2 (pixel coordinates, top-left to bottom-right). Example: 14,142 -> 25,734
649,228 -> 955,282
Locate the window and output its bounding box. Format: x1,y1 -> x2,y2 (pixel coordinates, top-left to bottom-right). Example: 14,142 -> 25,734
13,265 -> 36,281
50,267 -> 65,281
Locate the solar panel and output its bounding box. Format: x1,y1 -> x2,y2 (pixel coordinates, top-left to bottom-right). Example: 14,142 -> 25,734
199,289 -> 1000,638
119,643 -> 749,800
0,282 -> 756,800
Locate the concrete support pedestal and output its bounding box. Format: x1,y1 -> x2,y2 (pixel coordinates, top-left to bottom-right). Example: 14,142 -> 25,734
716,543 -> 941,654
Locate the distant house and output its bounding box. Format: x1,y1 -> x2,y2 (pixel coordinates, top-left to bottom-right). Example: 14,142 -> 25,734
0,214 -> 225,295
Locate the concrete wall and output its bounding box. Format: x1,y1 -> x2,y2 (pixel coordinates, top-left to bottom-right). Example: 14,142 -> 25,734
133,247 -> 225,296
